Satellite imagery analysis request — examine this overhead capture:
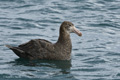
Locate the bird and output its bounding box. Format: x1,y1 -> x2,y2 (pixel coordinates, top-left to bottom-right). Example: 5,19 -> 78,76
6,21 -> 82,60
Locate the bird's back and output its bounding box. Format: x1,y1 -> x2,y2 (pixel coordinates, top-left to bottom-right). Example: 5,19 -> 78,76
6,39 -> 55,60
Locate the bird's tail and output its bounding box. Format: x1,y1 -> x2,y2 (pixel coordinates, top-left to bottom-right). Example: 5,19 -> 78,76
5,45 -> 33,59
5,44 -> 25,58
5,45 -> 13,49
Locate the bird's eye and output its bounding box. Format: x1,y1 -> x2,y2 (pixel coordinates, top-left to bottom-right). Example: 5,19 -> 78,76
67,24 -> 72,27
69,24 -> 71,26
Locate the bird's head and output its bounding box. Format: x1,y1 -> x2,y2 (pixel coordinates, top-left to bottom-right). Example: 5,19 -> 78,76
60,21 -> 82,36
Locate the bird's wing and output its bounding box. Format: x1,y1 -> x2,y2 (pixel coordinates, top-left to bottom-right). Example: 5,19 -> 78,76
18,39 -> 55,59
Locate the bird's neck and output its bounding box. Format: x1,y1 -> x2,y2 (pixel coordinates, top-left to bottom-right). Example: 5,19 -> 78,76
57,28 -> 71,45
54,27 -> 72,60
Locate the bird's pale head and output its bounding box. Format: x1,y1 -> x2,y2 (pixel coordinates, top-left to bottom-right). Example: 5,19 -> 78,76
60,21 -> 82,36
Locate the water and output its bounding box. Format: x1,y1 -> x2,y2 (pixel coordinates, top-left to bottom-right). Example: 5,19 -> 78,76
0,0 -> 120,80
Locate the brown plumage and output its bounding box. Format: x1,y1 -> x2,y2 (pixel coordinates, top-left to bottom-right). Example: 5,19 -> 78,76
6,21 -> 82,60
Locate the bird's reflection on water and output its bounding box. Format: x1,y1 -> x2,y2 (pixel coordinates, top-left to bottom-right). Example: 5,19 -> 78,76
10,58 -> 72,74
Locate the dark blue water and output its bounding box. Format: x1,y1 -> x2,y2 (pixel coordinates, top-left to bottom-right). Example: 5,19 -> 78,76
0,0 -> 120,80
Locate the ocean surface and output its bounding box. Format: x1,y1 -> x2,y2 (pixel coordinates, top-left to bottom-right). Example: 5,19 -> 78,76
0,0 -> 120,80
